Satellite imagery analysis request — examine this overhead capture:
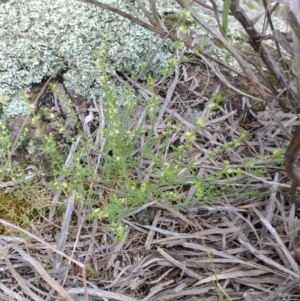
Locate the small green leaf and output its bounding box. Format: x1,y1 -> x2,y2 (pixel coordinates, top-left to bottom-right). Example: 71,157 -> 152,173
222,0 -> 231,35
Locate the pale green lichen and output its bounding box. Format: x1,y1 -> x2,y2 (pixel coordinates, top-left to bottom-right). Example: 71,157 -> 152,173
0,0 -> 176,116
0,0 -> 288,117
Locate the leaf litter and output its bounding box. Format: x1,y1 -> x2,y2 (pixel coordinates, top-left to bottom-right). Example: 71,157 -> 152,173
0,39 -> 299,301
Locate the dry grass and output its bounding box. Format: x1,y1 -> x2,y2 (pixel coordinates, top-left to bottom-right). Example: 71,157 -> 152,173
1,1 -> 300,300
0,56 -> 299,301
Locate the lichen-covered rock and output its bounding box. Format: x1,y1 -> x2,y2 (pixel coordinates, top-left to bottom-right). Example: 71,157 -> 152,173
0,0 -> 176,117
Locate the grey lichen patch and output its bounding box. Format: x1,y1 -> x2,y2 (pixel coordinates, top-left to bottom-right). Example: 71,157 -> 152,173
1,0 -> 274,118
2,94 -> 30,117
0,0 -> 176,117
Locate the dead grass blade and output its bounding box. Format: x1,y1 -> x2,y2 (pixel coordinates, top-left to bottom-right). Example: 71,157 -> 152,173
5,254 -> 44,301
14,248 -> 74,301
66,287 -> 138,301
157,247 -> 203,281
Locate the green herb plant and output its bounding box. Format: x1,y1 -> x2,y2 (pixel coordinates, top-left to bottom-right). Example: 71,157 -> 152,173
0,38 -> 285,239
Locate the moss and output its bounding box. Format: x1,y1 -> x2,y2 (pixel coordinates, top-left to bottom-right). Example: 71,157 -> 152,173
0,188 -> 35,234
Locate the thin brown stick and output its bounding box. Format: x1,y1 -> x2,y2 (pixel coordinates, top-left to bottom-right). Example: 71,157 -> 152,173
76,0 -> 246,78
285,127 -> 300,206
285,1 -> 300,206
